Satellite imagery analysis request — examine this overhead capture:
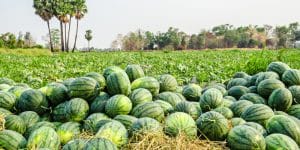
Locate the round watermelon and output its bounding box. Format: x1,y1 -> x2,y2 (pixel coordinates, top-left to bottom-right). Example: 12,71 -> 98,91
24,121 -> 55,138
243,122 -> 267,137
5,115 -> 26,134
7,86 -> 29,100
202,85 -> 227,95
248,86 -> 258,93
233,72 -> 250,79
287,104 -> 300,119
224,96 -> 237,102
200,88 -> 223,112
131,77 -> 160,96
230,118 -> 246,127
227,78 -> 248,89
267,62 -> 290,76
103,66 -> 124,79
265,134 -> 299,150
213,107 -> 233,119
125,64 -> 145,82
282,69 -> 300,86
62,139 -> 87,150
239,93 -> 266,104
0,91 -> 16,111
17,89 -> 48,114
19,111 -> 40,128
62,78 -> 75,89
175,101 -> 201,119
196,111 -> 229,141
222,99 -> 234,108
182,84 -> 202,101
129,88 -> 152,107
107,71 -> 131,96
105,95 -> 132,118
57,122 -> 81,144
85,72 -> 106,90
90,92 -> 110,113
130,117 -> 162,135
288,85 -> 300,104
66,98 -> 89,122
154,100 -> 174,115
157,92 -> 186,107
0,130 -> 27,150
52,101 -> 68,122
114,115 -> 138,130
158,74 -> 178,92
227,86 -> 250,99
248,73 -> 262,86
83,113 -> 109,133
42,82 -> 69,106
268,88 -> 293,111
227,125 -> 266,150
255,71 -> 280,86
131,102 -> 164,122
230,100 -> 254,117
257,79 -> 285,98
83,138 -> 118,150
27,126 -> 60,150
0,84 -> 11,91
0,78 -> 15,86
164,112 -> 197,138
241,104 -> 274,126
68,77 -> 100,102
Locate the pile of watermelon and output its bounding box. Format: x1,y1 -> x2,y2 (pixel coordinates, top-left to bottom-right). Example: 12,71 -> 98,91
0,62 -> 300,150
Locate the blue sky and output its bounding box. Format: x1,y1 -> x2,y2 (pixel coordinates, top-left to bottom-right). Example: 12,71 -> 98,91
0,0 -> 300,48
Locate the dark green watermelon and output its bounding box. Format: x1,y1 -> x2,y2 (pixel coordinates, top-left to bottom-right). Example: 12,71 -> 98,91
125,64 -> 145,82
0,130 -> 27,150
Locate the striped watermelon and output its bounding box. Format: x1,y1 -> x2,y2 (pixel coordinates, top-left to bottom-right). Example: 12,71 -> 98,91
129,88 -> 152,107
125,64 -> 145,82
19,111 -> 40,128
248,86 -> 258,93
227,86 -> 250,99
0,84 -> 11,91
66,98 -> 89,122
83,138 -> 118,150
154,100 -> 174,115
85,72 -> 106,90
200,88 -> 223,112
267,62 -> 290,76
57,122 -> 81,144
243,122 -> 267,137
239,93 -> 266,104
17,89 -> 48,114
248,73 -> 262,86
233,72 -> 250,79
105,95 -> 132,118
4,115 -> 26,134
114,115 -> 138,130
288,85 -> 300,104
282,69 -> 300,86
0,91 -> 16,111
95,121 -> 128,147
230,118 -> 246,127
0,130 -> 27,150
130,117 -> 162,135
268,88 -> 293,111
27,126 -> 60,150
103,66 -> 124,79
68,77 -> 100,102
62,78 -> 75,89
24,121 -> 56,138
257,79 -> 285,98
83,113 -> 109,133
62,139 -> 87,150
255,71 -> 280,86
182,84 -> 202,101
164,112 -> 197,138
158,74 -> 178,92
42,82 -> 68,106
213,107 -> 233,119
131,77 -> 160,96
196,111 -> 229,141
227,125 -> 266,150
107,71 -> 131,96
174,101 -> 201,119
131,102 -> 164,122
90,92 -> 110,113
241,104 -> 274,126
230,100 -> 253,117
202,84 -> 227,95
265,134 -> 299,150
157,92 -> 186,107
0,78 -> 15,86
95,119 -> 113,131
287,104 -> 300,120
52,102 -> 69,122
227,78 -> 249,89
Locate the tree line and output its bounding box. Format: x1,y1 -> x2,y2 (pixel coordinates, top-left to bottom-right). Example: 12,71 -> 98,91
0,32 -> 43,49
111,23 -> 300,50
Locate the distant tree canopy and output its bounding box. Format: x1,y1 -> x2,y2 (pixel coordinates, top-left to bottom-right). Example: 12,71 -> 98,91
113,22 -> 300,50
0,32 -> 42,49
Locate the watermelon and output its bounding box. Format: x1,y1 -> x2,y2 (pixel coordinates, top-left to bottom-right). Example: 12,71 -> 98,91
227,86 -> 250,99
174,101 -> 201,119
24,121 -> 56,138
0,130 -> 27,150
90,92 -> 110,113
282,69 -> 300,86
107,71 -> 131,96
164,112 -> 197,138
227,125 -> 266,150
62,139 -> 87,150
196,111 -> 229,141
19,111 -> 40,128
248,86 -> 257,93
257,79 -> 285,98
243,122 -> 267,137
95,119 -> 113,131
129,88 -> 152,107
182,84 -> 202,101
130,117 -> 162,135
222,99 -> 234,108
287,104 -> 300,119
233,72 -> 250,79
230,100 -> 254,117
7,86 -> 29,99
224,96 -> 237,102
4,115 -> 26,134
265,134 -> 299,150
239,93 -> 266,104
83,138 -> 118,150
288,85 -> 300,104
0,84 -> 11,91
68,77 -> 100,102
103,66 -> 124,79
66,98 -> 89,122
255,71 -> 280,86
202,85 -> 227,95
83,113 -> 109,133
131,77 -> 160,96
125,64 -> 145,82
175,86 -> 183,94
154,100 -> 174,115
42,82 -> 68,106
85,72 -> 106,90
157,92 -> 186,107
227,78 -> 248,89
17,89 -> 48,114
105,95 -> 132,118
95,121 -> 128,147
27,126 -> 60,150
52,102 -> 68,122
268,88 -> 293,111
241,104 -> 274,126
114,115 -> 138,129
158,74 -> 178,92
0,78 -> 15,86
0,91 -> 16,110
62,78 -> 75,89
199,88 -> 223,112
267,62 -> 290,76
248,73 -> 262,86
213,107 -> 233,119
230,118 -> 246,127
131,102 -> 164,122
266,115 -> 300,145
57,122 -> 81,144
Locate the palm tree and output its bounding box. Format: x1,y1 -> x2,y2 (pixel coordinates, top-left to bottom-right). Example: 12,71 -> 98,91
33,0 -> 54,52
66,0 -> 76,51
85,30 -> 92,51
72,0 -> 87,52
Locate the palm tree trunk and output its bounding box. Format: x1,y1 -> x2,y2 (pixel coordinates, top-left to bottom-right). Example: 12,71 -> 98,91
67,17 -> 72,51
72,19 -> 79,52
60,21 -> 65,52
64,23 -> 68,52
47,20 -> 54,52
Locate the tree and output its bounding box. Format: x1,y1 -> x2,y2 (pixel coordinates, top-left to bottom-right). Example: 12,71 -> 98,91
43,28 -> 60,50
24,32 -> 35,47
72,0 -> 87,52
85,30 -> 92,51
33,0 -> 54,52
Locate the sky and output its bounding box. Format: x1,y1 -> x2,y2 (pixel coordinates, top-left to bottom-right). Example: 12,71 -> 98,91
0,0 -> 300,48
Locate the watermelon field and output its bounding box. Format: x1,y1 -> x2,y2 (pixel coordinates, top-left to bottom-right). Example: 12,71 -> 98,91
0,49 -> 300,150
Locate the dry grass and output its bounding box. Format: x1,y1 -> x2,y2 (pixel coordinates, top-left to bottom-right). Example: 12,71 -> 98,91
0,114 -> 5,131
